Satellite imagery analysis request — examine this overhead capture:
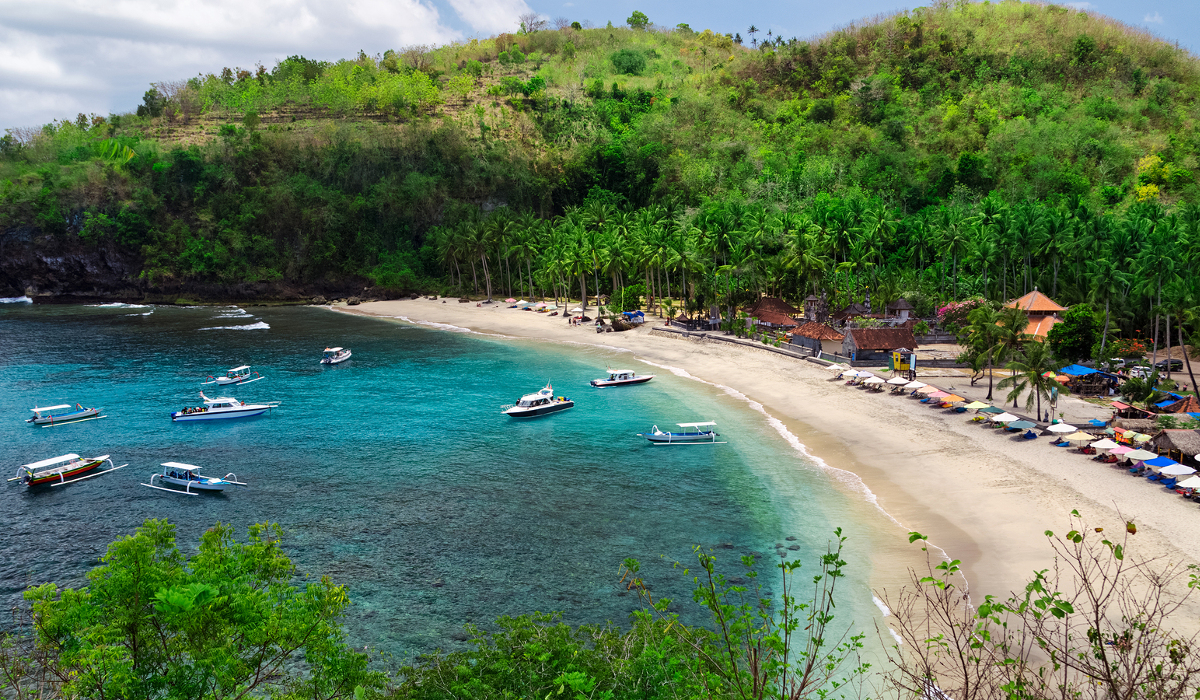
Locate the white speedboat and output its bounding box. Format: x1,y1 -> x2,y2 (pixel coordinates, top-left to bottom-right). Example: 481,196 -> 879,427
171,393 -> 279,421
27,403 -> 103,427
502,384 -> 574,418
202,365 -> 264,386
637,421 -> 723,444
321,347 -> 352,364
590,369 -> 654,388
141,462 -> 246,495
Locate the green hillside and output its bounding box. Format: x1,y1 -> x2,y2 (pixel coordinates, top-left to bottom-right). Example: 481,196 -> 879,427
2,1 -> 1199,321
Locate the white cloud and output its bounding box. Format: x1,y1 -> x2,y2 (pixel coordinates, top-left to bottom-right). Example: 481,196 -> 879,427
442,0 -> 530,33
1144,11 -> 1164,23
0,0 -> 464,128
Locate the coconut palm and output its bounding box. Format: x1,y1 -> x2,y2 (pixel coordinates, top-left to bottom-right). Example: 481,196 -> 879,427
997,340 -> 1069,419
965,304 -> 1004,401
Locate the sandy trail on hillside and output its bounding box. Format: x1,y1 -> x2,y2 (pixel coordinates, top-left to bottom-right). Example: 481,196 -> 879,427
334,299 -> 1200,625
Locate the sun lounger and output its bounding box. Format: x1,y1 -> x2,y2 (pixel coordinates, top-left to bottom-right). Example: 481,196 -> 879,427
1147,472 -> 1161,482
1162,478 -> 1178,489
1023,430 -> 1037,439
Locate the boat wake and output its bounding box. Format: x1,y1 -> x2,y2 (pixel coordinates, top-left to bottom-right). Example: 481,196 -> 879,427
215,306 -> 253,319
199,321 -> 270,331
92,302 -> 148,308
0,296 -> 33,303
127,310 -> 154,316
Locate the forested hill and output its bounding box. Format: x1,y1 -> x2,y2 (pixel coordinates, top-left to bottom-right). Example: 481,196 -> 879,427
1,2 -> 1198,302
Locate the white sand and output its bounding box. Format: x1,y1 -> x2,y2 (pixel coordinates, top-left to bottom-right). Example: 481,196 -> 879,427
335,299 -> 1200,607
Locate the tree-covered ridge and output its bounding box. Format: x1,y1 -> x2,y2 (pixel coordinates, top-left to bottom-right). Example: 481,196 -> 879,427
1,2 -> 1198,299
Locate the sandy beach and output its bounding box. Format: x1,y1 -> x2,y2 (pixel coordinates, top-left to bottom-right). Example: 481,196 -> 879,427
335,299 -> 1200,610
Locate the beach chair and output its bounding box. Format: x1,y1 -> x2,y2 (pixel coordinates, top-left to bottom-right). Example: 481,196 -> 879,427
1023,430 -> 1037,440
1147,472 -> 1161,482
954,406 -> 967,413
1161,478 -> 1178,489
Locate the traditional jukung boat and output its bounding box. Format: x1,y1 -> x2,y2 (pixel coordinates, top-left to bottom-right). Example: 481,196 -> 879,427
637,422 -> 724,444
171,393 -> 280,421
9,453 -> 127,487
321,347 -> 352,364
141,462 -> 246,496
202,366 -> 265,386
502,384 -> 574,418
590,369 -> 655,388
27,403 -> 103,427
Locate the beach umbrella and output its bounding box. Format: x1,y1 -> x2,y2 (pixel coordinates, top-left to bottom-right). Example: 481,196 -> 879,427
1041,371 -> 1057,378
1145,456 -> 1179,468
978,406 -> 1005,414
533,301 -> 546,308
903,381 -> 926,389
1131,433 -> 1152,443
887,377 -> 910,385
1176,475 -> 1200,489
942,394 -> 966,403
1055,375 -> 1071,383
505,298 -> 516,303
826,363 -> 849,371
964,401 -> 990,409
841,369 -> 863,378
1125,449 -> 1158,461
990,412 -> 1020,422
1047,423 -> 1077,433
926,391 -> 950,399
1008,420 -> 1037,429
863,376 -> 886,385
1159,464 -> 1196,477
1061,431 -> 1094,444
1090,438 -> 1120,450
1109,445 -> 1133,455
916,385 -> 940,394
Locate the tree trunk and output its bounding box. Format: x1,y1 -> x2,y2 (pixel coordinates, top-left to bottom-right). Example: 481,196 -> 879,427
481,252 -> 492,301
1099,298 -> 1110,357
1180,325 -> 1198,396
580,273 -> 588,312
469,258 -> 479,294
1166,313 -> 1173,380
986,349 -> 994,401
527,259 -> 535,300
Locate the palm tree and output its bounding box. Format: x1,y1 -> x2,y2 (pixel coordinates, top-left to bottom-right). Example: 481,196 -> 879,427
997,340 -> 1068,419
965,304 -> 1003,401
1087,256 -> 1132,359
994,305 -> 1030,406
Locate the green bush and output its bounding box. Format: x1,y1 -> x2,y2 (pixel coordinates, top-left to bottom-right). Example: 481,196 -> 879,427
610,49 -> 647,76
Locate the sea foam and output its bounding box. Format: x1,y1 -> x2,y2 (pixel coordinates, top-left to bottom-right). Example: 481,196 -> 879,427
199,321 -> 270,331
0,296 -> 32,303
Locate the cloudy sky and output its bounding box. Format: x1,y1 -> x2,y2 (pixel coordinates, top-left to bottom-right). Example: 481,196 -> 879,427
1,0 -> 1196,130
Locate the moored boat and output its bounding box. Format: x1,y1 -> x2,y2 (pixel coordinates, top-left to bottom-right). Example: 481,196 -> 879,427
590,369 -> 654,388
10,453 -> 127,487
502,384 -> 574,418
27,403 -> 102,427
637,421 -> 723,444
141,462 -> 246,495
321,347 -> 352,364
171,393 -> 279,421
202,365 -> 265,386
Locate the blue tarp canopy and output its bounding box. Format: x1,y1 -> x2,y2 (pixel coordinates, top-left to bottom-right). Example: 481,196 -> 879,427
1088,419 -> 1108,427
1155,400 -> 1177,408
1060,364 -> 1097,376
1145,456 -> 1179,468
622,311 -> 644,318
1188,413 -> 1200,420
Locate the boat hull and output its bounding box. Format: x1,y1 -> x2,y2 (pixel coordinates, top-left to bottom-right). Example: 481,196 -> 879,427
171,406 -> 271,421
321,351 -> 352,364
504,400 -> 574,418
25,458 -> 103,486
160,476 -> 229,491
28,408 -> 100,425
640,432 -> 718,444
590,376 -> 653,387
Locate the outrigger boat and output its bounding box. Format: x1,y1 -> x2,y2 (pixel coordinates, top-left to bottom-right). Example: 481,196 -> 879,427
141,462 -> 246,496
202,365 -> 265,386
9,453 -> 128,487
590,368 -> 654,388
637,421 -> 724,444
27,403 -> 103,427
502,383 -> 574,418
171,393 -> 280,421
321,347 -> 352,364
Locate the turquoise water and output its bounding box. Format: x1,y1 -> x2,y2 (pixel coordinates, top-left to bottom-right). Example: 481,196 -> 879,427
0,302 -> 881,658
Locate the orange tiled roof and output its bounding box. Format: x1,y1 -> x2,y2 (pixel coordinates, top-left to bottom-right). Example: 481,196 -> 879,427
790,321 -> 845,341
1005,290 -> 1066,314
752,310 -> 799,327
1025,315 -> 1063,339
745,296 -> 800,317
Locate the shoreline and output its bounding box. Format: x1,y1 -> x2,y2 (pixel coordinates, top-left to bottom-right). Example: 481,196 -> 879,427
334,299 -> 1200,613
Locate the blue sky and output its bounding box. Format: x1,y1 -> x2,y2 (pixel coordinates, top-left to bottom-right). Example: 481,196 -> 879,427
1,0 -> 1196,131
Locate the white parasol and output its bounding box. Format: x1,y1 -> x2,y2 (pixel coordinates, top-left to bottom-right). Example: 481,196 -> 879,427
1047,423 -> 1078,433
887,377 -> 910,385
1125,449 -> 1158,461
1159,464 -> 1197,477
989,413 -> 1020,422
863,376 -> 886,385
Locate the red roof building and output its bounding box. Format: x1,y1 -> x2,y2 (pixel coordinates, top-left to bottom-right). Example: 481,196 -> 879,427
1004,290 -> 1065,339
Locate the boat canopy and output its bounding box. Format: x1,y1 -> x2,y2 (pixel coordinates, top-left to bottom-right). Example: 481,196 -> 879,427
203,396 -> 237,404
162,462 -> 202,470
324,347 -> 343,353
228,365 -> 250,372
677,421 -> 716,428
30,404 -> 72,413
23,453 -> 82,469
609,369 -> 634,374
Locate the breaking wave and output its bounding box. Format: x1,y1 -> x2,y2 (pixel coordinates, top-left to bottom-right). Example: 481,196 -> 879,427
0,296 -> 32,303
199,321 -> 270,331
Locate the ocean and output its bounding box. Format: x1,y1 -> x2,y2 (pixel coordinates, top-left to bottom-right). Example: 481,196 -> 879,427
0,300 -> 886,659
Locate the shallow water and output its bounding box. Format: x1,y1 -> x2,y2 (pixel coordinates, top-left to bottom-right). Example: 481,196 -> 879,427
0,303 -> 883,658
